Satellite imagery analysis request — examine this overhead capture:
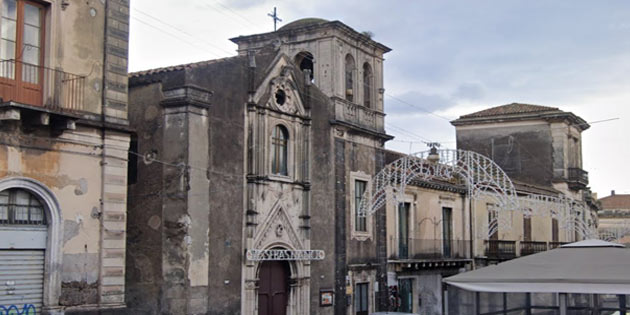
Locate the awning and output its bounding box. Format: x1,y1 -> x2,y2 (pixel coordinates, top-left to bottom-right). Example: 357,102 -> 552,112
444,240 -> 630,295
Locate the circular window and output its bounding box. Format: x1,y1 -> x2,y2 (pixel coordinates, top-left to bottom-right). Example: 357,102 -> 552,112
275,89 -> 286,105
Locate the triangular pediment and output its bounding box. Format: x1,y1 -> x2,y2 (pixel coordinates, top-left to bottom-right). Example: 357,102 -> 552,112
253,54 -> 306,116
253,199 -> 304,251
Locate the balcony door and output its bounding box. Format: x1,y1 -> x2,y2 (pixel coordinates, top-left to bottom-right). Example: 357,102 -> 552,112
442,207 -> 452,257
398,202 -> 410,259
0,0 -> 44,105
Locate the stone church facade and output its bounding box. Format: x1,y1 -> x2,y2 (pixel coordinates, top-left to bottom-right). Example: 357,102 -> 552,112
126,19 -> 392,315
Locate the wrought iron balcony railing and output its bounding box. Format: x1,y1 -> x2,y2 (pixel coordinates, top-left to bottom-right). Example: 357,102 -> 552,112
0,59 -> 85,111
485,240 -> 569,259
568,167 -> 589,187
548,241 -> 568,250
484,240 -> 517,259
389,238 -> 471,260
519,241 -> 548,256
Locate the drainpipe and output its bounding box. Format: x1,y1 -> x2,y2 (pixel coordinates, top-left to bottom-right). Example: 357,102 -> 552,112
468,194 -> 474,269
97,0 -> 110,306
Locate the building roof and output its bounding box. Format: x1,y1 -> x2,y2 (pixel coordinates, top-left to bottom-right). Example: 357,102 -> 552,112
599,194 -> 630,210
459,103 -> 559,119
230,18 -> 391,53
451,102 -> 590,131
278,18 -> 329,31
444,240 -> 630,294
129,56 -> 242,79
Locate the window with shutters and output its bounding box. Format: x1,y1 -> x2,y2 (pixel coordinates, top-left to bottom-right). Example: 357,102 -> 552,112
0,0 -> 45,105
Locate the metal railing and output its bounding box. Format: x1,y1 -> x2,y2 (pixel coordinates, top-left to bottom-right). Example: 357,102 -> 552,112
484,240 -> 517,259
389,238 -> 470,260
568,167 -> 589,186
485,240 -> 569,259
548,241 -> 568,249
0,59 -> 85,111
520,241 -> 547,256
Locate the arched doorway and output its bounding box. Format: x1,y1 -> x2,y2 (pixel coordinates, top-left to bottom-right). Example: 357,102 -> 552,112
0,177 -> 62,313
258,260 -> 290,315
0,188 -> 48,314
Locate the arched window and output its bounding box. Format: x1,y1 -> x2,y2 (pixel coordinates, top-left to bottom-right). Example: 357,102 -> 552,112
271,125 -> 289,176
295,51 -> 314,83
345,54 -> 355,102
0,188 -> 46,225
362,63 -> 372,108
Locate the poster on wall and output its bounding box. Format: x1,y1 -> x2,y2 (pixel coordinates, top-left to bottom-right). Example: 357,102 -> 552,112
320,290 -> 334,306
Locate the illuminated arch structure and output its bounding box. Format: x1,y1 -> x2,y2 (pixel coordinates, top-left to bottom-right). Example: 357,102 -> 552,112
358,149 -> 597,239
599,222 -> 630,243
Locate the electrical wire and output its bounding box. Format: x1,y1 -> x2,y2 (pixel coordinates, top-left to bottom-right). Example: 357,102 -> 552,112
130,7 -> 447,144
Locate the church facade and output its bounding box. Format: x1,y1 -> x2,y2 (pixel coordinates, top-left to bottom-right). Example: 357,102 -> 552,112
126,19 -> 392,315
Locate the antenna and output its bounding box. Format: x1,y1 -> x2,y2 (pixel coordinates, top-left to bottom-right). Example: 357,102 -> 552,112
267,7 -> 282,31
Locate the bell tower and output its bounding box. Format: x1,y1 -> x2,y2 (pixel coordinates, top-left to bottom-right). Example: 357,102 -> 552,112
231,18 -> 392,135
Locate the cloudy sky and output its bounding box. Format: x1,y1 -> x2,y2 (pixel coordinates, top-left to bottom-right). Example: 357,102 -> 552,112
129,0 -> 630,197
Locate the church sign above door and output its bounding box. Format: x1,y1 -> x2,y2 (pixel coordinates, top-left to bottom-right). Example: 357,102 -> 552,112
246,249 -> 325,261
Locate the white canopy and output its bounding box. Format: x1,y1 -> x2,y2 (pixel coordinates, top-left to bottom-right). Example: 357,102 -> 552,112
444,240 -> 630,294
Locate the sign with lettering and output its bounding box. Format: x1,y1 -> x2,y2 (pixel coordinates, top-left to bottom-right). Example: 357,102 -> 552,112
246,249 -> 325,261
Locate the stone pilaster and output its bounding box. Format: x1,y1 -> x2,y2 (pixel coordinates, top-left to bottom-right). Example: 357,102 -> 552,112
160,85 -> 213,315
103,0 -> 129,125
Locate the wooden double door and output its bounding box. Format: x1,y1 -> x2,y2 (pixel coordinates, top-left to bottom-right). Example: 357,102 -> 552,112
258,261 -> 290,315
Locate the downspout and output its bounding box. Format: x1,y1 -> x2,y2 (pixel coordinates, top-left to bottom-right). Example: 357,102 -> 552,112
97,0 -> 110,306
468,194 -> 474,269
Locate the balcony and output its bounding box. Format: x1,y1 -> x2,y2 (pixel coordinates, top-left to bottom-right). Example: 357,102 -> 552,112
0,60 -> 85,112
485,240 -> 569,260
519,241 -> 548,256
567,167 -> 588,190
484,240 -> 516,260
389,238 -> 471,261
548,241 -> 568,250
332,97 -> 386,134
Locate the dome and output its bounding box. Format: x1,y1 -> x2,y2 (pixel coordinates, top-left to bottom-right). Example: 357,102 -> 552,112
278,18 -> 329,31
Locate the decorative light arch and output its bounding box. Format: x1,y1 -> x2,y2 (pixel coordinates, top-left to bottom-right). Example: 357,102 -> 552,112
358,149 -> 597,239
598,222 -> 630,243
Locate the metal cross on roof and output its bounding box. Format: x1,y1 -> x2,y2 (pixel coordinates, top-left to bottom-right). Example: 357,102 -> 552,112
267,7 -> 282,31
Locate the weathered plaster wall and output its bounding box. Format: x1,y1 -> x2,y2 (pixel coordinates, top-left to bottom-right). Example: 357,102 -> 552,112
0,124 -> 130,307
186,58 -> 248,315
308,86 -> 336,315
125,82 -> 165,314
455,122 -> 553,186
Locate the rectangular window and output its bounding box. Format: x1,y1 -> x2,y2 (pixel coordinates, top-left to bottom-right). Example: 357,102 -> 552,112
523,217 -> 532,241
442,207 -> 452,257
552,218 -> 559,242
354,180 -> 367,232
488,205 -> 498,240
354,282 -> 369,315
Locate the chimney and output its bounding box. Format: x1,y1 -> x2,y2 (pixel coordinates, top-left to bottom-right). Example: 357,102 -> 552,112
612,190 -> 615,196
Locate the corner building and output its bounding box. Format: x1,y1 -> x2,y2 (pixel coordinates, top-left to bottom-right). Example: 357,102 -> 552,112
126,19 -> 392,315
0,0 -> 131,314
